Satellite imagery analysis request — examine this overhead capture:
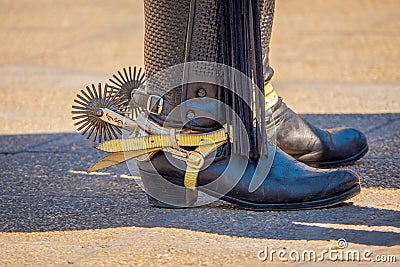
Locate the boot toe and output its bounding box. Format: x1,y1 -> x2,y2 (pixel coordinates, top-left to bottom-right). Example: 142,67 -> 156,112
325,169 -> 360,198
353,128 -> 368,150
331,127 -> 368,160
305,127 -> 369,168
339,127 -> 368,151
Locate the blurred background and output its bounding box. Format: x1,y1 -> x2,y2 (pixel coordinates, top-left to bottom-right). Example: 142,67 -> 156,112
0,0 -> 399,134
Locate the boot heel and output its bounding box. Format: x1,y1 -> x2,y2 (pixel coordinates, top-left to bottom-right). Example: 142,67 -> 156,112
139,170 -> 198,208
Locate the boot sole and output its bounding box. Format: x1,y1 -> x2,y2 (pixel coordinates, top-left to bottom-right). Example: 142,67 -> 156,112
140,169 -> 361,211
303,144 -> 369,169
202,184 -> 360,211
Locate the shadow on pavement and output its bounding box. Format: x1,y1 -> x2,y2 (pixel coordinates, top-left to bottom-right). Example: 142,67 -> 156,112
0,113 -> 399,247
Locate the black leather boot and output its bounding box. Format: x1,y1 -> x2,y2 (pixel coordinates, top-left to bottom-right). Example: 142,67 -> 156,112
260,0 -> 368,167
138,143 -> 360,210
268,97 -> 368,168
127,0 -> 361,210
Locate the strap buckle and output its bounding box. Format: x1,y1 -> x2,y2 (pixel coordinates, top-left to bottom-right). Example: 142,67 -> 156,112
186,151 -> 205,169
147,95 -> 164,115
164,148 -> 205,169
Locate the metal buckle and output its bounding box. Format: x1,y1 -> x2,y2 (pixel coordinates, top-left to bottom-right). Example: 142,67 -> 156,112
186,151 -> 205,169
164,148 -> 205,169
147,95 -> 164,115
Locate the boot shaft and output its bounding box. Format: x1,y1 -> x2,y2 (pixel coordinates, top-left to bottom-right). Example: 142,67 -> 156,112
136,0 -> 269,157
